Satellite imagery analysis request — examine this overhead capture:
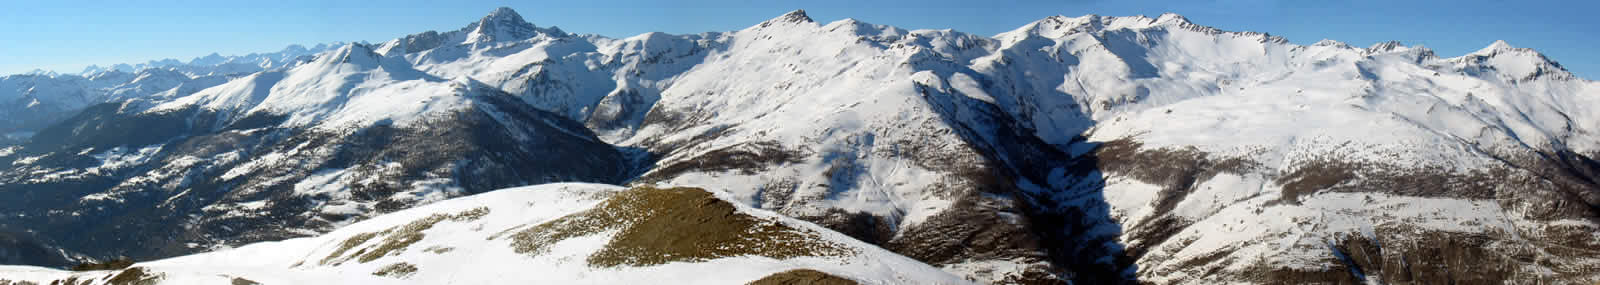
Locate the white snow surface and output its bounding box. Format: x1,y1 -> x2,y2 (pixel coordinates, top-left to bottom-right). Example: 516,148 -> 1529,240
0,183 -> 971,284
148,44 -> 504,131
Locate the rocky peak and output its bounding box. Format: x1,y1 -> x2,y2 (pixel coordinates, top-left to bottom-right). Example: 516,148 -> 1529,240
319,43 -> 383,68
756,9 -> 815,28
189,52 -> 228,66
1466,40 -> 1554,59
1313,39 -> 1355,49
775,9 -> 813,23
464,7 -> 540,43
1458,40 -> 1574,82
1477,40 -> 1516,54
1367,40 -> 1407,53
1155,12 -> 1191,25
484,6 -> 521,21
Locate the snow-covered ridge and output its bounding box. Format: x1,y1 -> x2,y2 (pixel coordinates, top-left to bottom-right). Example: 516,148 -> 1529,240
73,43 -> 341,77
144,42 -> 486,130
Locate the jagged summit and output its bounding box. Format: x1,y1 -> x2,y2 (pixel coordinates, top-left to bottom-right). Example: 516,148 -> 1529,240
485,6 -> 520,19
776,9 -> 813,23
373,7 -> 567,55
1470,39 -> 1535,57
1155,12 -> 1191,24
317,43 -> 384,68
478,6 -> 530,28
999,13 -> 1234,40
1312,39 -> 1355,49
1367,40 -> 1408,52
464,7 -> 542,43
755,9 -> 814,29
1452,39 -> 1575,81
1482,39 -> 1516,51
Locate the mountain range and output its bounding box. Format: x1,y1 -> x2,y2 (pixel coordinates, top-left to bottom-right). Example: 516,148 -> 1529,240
0,7 -> 1596,284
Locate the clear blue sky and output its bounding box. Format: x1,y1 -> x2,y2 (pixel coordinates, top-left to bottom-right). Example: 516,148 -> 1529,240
2,0 -> 1595,78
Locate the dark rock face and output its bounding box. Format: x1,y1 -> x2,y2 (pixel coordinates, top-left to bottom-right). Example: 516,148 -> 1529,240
400,31 -> 446,54
0,96 -> 72,137
0,232 -> 77,268
0,92 -> 627,264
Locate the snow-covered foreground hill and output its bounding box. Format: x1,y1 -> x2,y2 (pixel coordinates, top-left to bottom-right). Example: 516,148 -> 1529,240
2,6 -> 1598,284
0,183 -> 969,285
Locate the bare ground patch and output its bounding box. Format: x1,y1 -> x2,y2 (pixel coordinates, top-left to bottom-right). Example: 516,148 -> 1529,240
500,186 -> 855,267
747,269 -> 859,285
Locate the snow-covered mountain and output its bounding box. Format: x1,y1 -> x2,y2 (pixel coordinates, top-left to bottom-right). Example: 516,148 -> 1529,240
0,183 -> 969,284
76,43 -> 339,77
1,7 -> 1597,284
0,40 -> 627,269
0,44 -> 337,145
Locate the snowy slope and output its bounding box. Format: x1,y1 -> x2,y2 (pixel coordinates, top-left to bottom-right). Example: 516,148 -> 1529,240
147,43 -> 480,129
0,183 -> 971,285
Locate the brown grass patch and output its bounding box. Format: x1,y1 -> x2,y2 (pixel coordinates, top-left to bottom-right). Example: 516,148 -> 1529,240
106,267 -> 161,285
1274,159 -> 1358,205
69,258 -> 135,271
318,207 -> 490,265
747,269 -> 859,285
423,246 -> 455,254
319,232 -> 380,265
641,141 -> 805,183
503,186 -> 855,267
1094,139 -> 1258,187
1272,156 -> 1509,206
373,262 -> 419,278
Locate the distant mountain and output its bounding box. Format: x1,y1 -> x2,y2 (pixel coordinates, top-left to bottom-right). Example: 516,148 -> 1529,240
0,7 -> 1596,284
0,44 -> 338,145
76,43 -> 339,76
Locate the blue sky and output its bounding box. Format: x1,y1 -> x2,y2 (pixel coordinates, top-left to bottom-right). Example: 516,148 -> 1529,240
2,0 -> 1595,78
